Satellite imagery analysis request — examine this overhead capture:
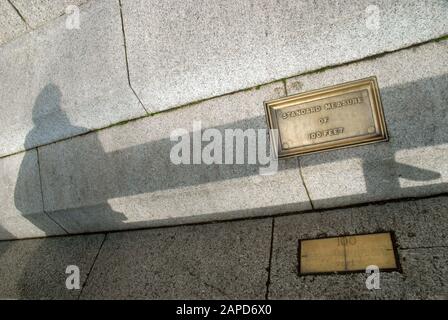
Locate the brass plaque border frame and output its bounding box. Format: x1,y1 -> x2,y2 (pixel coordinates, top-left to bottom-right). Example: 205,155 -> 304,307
297,231 -> 401,276
264,76 -> 389,158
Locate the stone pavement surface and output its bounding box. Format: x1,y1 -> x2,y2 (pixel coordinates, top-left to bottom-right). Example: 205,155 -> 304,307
0,150 -> 66,240
0,0 -> 146,157
121,0 -> 448,112
0,0 -> 28,45
286,40 -> 448,208
1,38 -> 446,240
38,81 -> 310,235
1,0 -> 447,156
10,0 -> 89,29
0,195 -> 446,299
0,0 -> 446,300
269,196 -> 448,299
81,219 -> 271,299
0,233 -> 103,299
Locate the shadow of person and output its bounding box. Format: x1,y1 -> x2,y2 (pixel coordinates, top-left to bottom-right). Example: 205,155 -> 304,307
10,84 -> 126,299
13,84 -> 88,233
362,158 -> 442,199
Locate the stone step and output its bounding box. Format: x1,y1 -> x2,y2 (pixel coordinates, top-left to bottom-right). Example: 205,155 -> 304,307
0,0 -> 447,157
0,39 -> 447,239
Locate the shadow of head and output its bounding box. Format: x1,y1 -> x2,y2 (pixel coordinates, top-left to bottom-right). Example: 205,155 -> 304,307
32,84 -> 67,126
24,83 -> 85,149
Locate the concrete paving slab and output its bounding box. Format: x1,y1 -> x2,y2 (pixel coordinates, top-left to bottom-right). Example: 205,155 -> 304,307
0,0 -> 146,158
0,0 -> 28,45
269,197 -> 448,299
80,219 -> 271,299
121,0 -> 448,112
270,246 -> 448,299
39,82 -> 311,234
0,234 -> 104,299
10,0 -> 89,29
0,150 -> 66,240
287,40 -> 448,208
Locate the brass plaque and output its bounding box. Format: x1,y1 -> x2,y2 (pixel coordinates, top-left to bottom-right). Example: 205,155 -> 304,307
264,77 -> 388,158
298,232 -> 399,275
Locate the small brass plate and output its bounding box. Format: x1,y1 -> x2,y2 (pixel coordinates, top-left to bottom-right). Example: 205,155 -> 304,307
264,77 -> 388,158
298,232 -> 399,275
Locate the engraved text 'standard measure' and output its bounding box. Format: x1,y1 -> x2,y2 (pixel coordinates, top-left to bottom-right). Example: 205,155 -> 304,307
264,77 -> 388,158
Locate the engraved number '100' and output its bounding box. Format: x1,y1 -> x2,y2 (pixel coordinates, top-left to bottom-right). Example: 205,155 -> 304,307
338,237 -> 357,246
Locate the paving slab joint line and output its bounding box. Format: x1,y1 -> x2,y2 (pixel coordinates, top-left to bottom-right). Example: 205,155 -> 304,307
78,233 -> 107,299
154,34 -> 448,121
282,79 -> 288,96
36,147 -> 69,235
400,245 -> 448,251
1,0 -> 94,48
265,218 -> 275,300
297,158 -> 314,210
6,0 -> 31,29
118,0 -> 151,115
